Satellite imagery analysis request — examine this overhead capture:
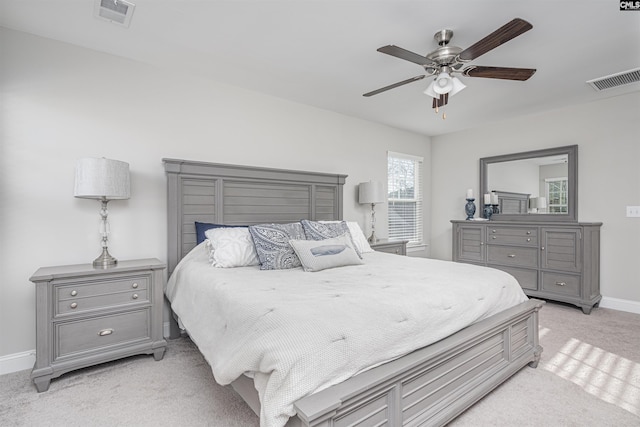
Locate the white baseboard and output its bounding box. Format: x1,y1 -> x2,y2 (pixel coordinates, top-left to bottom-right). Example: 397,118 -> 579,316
0,350 -> 35,376
599,296 -> 640,314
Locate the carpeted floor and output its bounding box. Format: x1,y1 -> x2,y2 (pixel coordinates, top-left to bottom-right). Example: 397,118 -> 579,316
1,301 -> 639,426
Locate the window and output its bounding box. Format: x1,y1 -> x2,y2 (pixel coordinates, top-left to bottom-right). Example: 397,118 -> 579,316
545,177 -> 568,213
387,152 -> 423,246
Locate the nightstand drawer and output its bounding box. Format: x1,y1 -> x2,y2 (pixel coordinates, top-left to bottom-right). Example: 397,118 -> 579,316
55,277 -> 149,316
541,272 -> 580,297
55,309 -> 151,360
487,245 -> 538,268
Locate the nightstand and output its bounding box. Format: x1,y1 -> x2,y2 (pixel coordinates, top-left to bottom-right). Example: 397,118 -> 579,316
370,239 -> 408,256
29,258 -> 167,392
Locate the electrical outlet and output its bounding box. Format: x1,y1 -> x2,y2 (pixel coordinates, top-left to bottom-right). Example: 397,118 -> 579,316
627,206 -> 640,217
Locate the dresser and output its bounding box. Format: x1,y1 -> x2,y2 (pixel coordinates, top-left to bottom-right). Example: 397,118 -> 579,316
370,239 -> 408,255
29,259 -> 167,392
451,220 -> 602,314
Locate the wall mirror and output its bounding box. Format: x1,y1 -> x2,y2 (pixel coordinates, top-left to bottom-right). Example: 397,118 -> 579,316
479,145 -> 578,222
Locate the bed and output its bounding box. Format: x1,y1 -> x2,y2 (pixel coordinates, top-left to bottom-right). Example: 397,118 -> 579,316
163,158 -> 544,427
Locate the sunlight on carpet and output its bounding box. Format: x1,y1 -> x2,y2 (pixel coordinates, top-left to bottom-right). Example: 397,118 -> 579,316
543,336 -> 640,417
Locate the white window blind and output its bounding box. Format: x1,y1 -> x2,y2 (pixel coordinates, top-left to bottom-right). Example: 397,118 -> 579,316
387,151 -> 424,246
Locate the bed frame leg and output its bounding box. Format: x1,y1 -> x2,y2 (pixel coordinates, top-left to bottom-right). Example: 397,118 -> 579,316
528,344 -> 543,368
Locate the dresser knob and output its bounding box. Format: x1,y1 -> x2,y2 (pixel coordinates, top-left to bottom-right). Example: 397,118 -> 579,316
541,246 -> 545,250
70,302 -> 78,309
555,281 -> 566,287
526,231 -> 531,235
98,329 -> 114,336
527,238 -> 531,242
492,229 -> 496,233
132,283 -> 139,289
70,290 -> 77,296
132,294 -> 139,300
508,254 -> 516,258
492,236 -> 497,239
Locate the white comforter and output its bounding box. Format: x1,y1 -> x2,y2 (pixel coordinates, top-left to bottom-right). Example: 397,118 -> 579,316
166,244 -> 528,427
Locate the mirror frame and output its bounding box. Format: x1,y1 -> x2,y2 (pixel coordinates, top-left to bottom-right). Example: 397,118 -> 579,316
479,145 -> 578,222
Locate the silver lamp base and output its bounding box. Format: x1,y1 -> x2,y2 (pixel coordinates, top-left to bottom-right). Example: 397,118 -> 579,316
93,248 -> 118,269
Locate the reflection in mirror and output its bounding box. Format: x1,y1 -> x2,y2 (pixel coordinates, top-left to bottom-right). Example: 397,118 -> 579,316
487,154 -> 568,214
479,145 -> 577,222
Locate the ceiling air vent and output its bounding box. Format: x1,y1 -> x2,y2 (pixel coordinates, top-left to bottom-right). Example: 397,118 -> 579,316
94,0 -> 135,28
586,68 -> 640,91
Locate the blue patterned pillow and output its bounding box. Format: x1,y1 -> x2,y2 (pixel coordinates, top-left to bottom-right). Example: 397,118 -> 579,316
248,223 -> 306,270
300,220 -> 362,258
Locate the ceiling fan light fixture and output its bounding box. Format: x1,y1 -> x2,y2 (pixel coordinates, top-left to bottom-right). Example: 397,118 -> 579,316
433,72 -> 453,94
449,76 -> 466,96
423,81 -> 439,98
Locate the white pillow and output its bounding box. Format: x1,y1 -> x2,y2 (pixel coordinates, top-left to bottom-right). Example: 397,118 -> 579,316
320,221 -> 374,253
289,234 -> 363,272
204,227 -> 260,268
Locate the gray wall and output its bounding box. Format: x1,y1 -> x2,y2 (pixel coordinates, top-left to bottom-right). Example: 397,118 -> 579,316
0,28 -> 431,360
431,91 -> 640,305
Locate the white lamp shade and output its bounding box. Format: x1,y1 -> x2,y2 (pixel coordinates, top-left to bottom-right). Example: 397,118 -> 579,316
359,181 -> 384,204
74,158 -> 130,200
423,80 -> 439,99
449,76 -> 466,96
433,72 -> 453,94
537,197 -> 547,209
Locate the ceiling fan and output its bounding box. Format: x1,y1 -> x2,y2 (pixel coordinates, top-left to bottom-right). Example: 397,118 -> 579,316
363,18 -> 536,116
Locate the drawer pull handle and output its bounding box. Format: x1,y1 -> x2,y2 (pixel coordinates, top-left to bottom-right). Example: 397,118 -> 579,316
132,294 -> 139,300
492,229 -> 496,233
98,329 -> 114,337
526,231 -> 531,235
508,254 -> 516,258
70,290 -> 78,296
555,281 -> 566,287
492,236 -> 497,239
70,302 -> 78,309
132,283 -> 139,289
527,238 -> 531,242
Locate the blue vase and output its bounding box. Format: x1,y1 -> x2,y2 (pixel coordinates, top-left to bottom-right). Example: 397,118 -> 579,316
465,199 -> 476,220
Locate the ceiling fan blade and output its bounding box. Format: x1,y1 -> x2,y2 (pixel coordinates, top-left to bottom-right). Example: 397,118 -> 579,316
377,45 -> 429,66
363,75 -> 426,97
458,18 -> 533,62
463,66 -> 536,81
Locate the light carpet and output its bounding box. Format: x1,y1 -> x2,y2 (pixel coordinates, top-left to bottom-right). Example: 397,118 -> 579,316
1,301 -> 639,426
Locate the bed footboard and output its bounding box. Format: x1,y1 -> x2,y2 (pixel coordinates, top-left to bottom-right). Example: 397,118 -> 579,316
290,298 -> 544,427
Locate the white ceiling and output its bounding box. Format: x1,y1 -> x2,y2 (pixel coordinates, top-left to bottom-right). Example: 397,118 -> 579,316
2,1 -> 639,136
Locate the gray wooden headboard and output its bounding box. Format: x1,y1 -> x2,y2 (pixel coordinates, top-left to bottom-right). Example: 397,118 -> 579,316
163,158 -> 347,274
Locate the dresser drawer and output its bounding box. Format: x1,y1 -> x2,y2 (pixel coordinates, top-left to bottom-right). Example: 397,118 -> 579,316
541,272 -> 581,297
55,276 -> 149,316
493,266 -> 538,291
487,226 -> 538,246
55,309 -> 151,360
487,245 -> 538,268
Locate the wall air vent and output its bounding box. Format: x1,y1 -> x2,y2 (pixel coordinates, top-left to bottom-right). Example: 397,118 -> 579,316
94,0 -> 135,28
586,67 -> 640,91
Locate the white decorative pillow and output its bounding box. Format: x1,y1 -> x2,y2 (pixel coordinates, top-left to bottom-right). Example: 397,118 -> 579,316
289,235 -> 363,272
320,221 -> 374,254
204,227 -> 260,268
